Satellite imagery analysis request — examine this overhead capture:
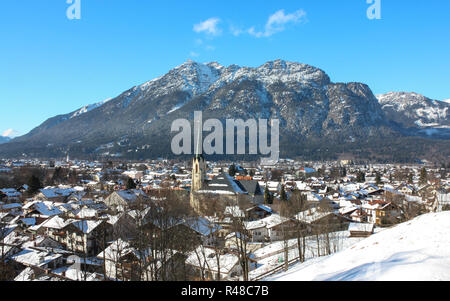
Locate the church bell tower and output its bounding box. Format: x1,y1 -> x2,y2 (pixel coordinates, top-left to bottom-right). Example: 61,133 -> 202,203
191,120 -> 207,212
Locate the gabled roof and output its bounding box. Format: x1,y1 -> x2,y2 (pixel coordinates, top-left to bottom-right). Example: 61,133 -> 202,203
239,180 -> 263,196
294,207 -> 342,224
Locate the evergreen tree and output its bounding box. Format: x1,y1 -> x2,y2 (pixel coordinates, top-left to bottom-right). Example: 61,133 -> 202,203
356,171 -> 366,183
27,175 -> 42,195
228,164 -> 237,177
419,167 -> 428,185
375,172 -> 381,186
126,177 -> 137,190
342,167 -> 347,177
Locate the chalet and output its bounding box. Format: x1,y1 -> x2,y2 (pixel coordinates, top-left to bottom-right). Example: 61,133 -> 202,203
246,204 -> 273,221
396,184 -> 416,195
362,201 -> 400,225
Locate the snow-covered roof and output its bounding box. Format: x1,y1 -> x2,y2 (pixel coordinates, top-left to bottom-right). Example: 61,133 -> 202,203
245,214 -> 290,230
23,201 -> 62,217
186,246 -> 240,274
348,223 -> 375,233
39,188 -> 75,199
294,207 -> 337,224
40,216 -> 70,230
71,220 -> 104,234
11,249 -> 62,268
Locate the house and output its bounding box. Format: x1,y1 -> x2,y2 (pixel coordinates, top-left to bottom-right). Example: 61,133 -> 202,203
35,187 -> 76,203
396,184 -> 415,195
39,216 -> 112,256
238,180 -> 264,204
361,201 -> 400,225
165,217 -> 222,248
257,214 -> 295,242
10,248 -> 64,272
348,223 -> 375,238
22,201 -> 62,218
98,239 -> 182,281
246,204 -> 273,221
103,189 -> 147,211
294,207 -> 351,233
0,203 -> 22,215
244,220 -> 269,242
0,188 -> 21,202
185,246 -> 255,281
98,239 -> 150,281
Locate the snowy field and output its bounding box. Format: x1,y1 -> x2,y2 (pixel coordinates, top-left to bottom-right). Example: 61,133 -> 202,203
249,230 -> 374,280
266,212 -> 450,281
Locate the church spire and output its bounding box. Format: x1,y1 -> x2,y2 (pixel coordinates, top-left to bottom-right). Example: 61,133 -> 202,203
194,111 -> 203,159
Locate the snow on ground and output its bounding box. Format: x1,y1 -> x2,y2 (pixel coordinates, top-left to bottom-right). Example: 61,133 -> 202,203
267,212 -> 450,281
249,230 -> 371,280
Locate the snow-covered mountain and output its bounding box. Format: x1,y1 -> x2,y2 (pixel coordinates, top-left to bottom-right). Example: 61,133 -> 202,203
377,92 -> 449,130
443,99 -> 450,104
268,212 -> 450,281
1,60 -> 449,160
70,98 -> 112,119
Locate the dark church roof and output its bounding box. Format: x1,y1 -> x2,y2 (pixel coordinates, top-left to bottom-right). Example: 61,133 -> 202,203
198,173 -> 247,195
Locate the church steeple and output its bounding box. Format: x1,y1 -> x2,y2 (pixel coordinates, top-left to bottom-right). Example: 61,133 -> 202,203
192,119 -> 206,192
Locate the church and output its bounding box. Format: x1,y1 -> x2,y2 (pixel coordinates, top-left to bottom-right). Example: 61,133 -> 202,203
190,152 -> 264,215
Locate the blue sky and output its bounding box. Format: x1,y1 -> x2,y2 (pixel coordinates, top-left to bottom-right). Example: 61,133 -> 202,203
1,0 -> 449,137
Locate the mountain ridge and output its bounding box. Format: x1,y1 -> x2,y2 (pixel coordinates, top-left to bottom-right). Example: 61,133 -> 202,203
1,60 -> 449,162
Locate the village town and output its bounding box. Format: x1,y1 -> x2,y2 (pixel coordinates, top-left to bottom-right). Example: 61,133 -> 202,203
0,155 -> 449,281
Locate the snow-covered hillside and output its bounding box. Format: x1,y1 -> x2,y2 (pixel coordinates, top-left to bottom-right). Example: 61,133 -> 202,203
70,98 -> 112,119
377,92 -> 449,129
267,212 -> 450,281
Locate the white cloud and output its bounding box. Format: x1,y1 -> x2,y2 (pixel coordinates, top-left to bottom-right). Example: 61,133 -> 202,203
1,129 -> 20,138
249,9 -> 307,38
193,18 -> 222,36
